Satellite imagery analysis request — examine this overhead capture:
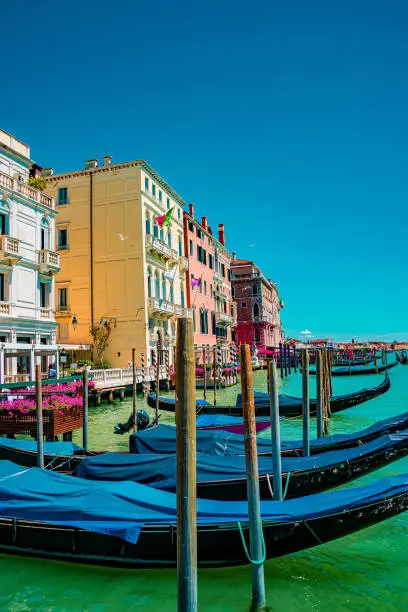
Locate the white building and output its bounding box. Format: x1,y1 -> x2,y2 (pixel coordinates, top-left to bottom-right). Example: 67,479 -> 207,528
0,129 -> 59,383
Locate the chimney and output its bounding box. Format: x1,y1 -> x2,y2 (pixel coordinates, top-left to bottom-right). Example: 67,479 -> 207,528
201,216 -> 208,230
102,155 -> 112,166
85,159 -> 98,170
41,168 -> 54,177
232,250 -> 237,262
189,203 -> 194,218
218,223 -> 225,246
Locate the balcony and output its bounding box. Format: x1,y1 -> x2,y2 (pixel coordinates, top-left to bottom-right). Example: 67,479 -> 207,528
56,305 -> 71,317
215,312 -> 233,326
145,235 -> 178,263
0,236 -> 21,265
39,249 -> 60,274
253,313 -> 278,326
148,298 -> 192,319
39,308 -> 53,319
0,302 -> 10,316
179,255 -> 189,272
0,171 -> 54,209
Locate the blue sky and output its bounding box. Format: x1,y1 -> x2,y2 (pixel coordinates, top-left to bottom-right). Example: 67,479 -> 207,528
1,0 -> 407,342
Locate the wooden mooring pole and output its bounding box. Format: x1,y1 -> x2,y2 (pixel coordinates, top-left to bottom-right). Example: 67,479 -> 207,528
240,344 -> 266,610
213,345 -> 217,406
82,368 -> 89,450
269,360 -> 282,500
132,348 -> 137,433
279,342 -> 284,379
155,349 -> 160,423
176,318 -> 197,612
287,344 -> 291,375
35,364 -> 44,469
316,351 -> 323,438
203,347 -> 207,401
302,348 -> 310,456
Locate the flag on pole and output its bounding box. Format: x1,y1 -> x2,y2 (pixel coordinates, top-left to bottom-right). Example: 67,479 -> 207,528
165,268 -> 176,283
191,277 -> 201,288
156,207 -> 174,227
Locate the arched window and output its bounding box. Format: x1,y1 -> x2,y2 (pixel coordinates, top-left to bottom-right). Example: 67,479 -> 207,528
40,217 -> 50,250
253,303 -> 260,318
167,227 -> 172,247
0,201 -> 10,236
147,267 -> 152,297
155,271 -> 161,299
160,227 -> 164,242
254,329 -> 260,342
180,284 -> 185,308
145,214 -> 151,236
162,274 -> 167,301
169,284 -> 174,303
178,234 -> 183,256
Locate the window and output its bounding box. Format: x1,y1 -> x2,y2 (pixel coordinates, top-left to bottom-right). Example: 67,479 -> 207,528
228,268 -> 231,281
155,273 -> 160,299
197,228 -> 203,239
188,222 -> 194,233
57,187 -> 69,206
162,277 -> 167,301
153,223 -> 159,238
58,287 -> 68,308
145,177 -> 149,191
200,310 -> 208,334
204,280 -> 207,295
212,312 -> 216,335
192,307 -> 196,332
180,286 -> 185,307
208,254 -> 214,270
167,197 -> 171,210
40,282 -> 48,308
221,263 -> 225,278
232,286 -> 235,298
168,233 -> 172,247
177,208 -> 181,220
254,329 -> 260,342
146,216 -> 151,235
210,284 -> 213,297
160,227 -> 164,241
159,190 -> 162,202
197,246 -> 207,264
169,285 -> 174,303
152,184 -> 156,196
147,269 -> 152,297
242,302 -> 247,308
252,284 -> 258,296
57,228 -> 68,250
0,274 -> 4,302
0,213 -> 8,235
178,238 -> 183,256
189,239 -> 193,256
41,218 -> 50,250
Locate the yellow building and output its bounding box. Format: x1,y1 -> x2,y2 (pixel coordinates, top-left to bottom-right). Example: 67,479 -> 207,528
44,157 -> 190,368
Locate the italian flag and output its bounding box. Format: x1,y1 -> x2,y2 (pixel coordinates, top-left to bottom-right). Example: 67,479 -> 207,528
156,207 -> 174,227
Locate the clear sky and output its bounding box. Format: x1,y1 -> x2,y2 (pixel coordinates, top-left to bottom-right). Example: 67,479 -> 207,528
1,0 -> 407,342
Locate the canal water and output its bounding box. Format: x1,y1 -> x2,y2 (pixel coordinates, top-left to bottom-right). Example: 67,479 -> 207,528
0,365 -> 407,611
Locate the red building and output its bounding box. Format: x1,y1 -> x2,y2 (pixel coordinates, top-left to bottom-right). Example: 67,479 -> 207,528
231,258 -> 283,349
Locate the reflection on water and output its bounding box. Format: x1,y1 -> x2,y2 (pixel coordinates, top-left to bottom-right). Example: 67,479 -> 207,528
0,367 -> 407,611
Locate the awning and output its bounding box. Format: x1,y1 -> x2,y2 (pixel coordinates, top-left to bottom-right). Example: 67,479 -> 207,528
58,344 -> 92,351
257,349 -> 275,356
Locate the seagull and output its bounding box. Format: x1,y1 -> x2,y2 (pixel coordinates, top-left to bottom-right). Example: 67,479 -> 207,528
248,243 -> 256,248
118,233 -> 129,241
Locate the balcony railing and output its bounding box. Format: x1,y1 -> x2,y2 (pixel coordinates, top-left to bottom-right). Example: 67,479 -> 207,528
145,235 -> 178,262
0,302 -> 10,316
39,308 -> 53,319
148,297 -> 191,319
0,235 -> 21,264
56,305 -> 71,315
179,255 -> 189,272
253,313 -> 279,325
215,312 -> 233,326
39,249 -> 60,274
0,171 -> 54,209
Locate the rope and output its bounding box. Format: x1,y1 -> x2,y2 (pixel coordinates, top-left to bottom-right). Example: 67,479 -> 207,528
237,521 -> 266,565
283,471 -> 291,499
266,473 -> 274,499
303,520 -> 323,544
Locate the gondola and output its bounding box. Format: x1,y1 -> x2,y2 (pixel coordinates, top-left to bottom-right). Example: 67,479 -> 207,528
332,358 -> 374,367
396,352 -> 408,365
0,460 -> 407,568
308,361 -> 399,377
1,406 -> 407,470
75,428 -> 408,501
148,373 -> 391,417
129,411 -> 408,457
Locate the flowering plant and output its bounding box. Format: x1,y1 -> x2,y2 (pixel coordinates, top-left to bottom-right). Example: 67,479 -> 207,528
0,394 -> 82,417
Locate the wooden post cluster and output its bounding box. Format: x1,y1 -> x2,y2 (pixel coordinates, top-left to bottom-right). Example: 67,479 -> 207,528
302,348 -> 310,456
279,342 -> 284,379
176,318 -> 197,612
82,368 -> 89,449
319,348 -> 332,437
240,344 -> 266,610
132,348 -> 137,434
203,347 -> 207,401
269,360 -> 282,500
213,345 -> 217,406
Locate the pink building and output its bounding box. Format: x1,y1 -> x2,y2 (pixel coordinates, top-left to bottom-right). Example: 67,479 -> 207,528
183,204 -> 235,361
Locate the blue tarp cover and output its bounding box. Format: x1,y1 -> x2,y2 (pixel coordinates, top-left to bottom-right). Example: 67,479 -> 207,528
76,429 -> 408,490
196,414 -> 258,427
0,460 -> 408,546
0,438 -> 82,456
150,394 -> 211,406
130,413 -> 408,456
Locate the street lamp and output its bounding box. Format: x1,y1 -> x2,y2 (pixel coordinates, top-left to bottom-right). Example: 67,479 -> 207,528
72,315 -> 78,331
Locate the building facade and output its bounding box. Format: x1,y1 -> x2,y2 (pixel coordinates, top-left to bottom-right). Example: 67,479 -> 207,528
44,157 -> 189,368
231,258 -> 283,350
183,204 -> 235,360
0,129 -> 59,382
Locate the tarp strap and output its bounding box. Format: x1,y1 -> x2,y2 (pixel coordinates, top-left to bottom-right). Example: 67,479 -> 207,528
0,469 -> 28,482
49,457 -> 73,472
237,521 -> 266,565
266,473 -> 274,499
283,471 -> 291,499
303,520 -> 323,544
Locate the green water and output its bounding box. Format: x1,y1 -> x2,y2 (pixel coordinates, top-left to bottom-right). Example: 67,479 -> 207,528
1,367 -> 408,611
